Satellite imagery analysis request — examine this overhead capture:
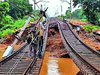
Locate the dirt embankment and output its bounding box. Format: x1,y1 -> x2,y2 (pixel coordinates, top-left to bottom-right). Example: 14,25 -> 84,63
46,27 -> 67,58
0,29 -> 28,59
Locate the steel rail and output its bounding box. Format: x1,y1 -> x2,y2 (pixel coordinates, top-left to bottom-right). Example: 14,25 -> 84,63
66,22 -> 100,57
55,19 -> 100,74
0,42 -> 27,65
23,18 -> 49,75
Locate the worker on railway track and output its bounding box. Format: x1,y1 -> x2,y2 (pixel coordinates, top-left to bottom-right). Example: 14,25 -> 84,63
27,31 -> 38,58
38,23 -> 43,58
76,24 -> 81,34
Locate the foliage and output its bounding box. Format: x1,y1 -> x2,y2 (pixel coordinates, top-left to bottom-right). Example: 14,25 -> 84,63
84,25 -> 93,33
3,29 -> 14,38
4,15 -> 14,24
73,0 -> 100,24
0,2 -> 10,28
0,19 -> 26,38
8,0 -> 33,19
81,19 -> 88,22
58,15 -> 63,19
72,9 -> 87,19
23,15 -> 28,19
0,1 -> 40,39
65,10 -> 70,18
30,18 -> 34,22
65,9 -> 88,22
84,25 -> 100,33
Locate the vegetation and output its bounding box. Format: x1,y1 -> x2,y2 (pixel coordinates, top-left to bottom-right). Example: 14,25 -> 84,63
8,0 -> 33,20
84,25 -> 100,33
65,9 -> 88,22
0,1 -> 40,39
73,0 -> 100,25
0,2 -> 10,28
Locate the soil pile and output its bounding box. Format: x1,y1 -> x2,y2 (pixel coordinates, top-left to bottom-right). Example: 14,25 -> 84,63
46,28 -> 67,58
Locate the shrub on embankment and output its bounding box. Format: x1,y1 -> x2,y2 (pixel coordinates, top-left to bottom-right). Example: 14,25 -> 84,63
84,25 -> 100,33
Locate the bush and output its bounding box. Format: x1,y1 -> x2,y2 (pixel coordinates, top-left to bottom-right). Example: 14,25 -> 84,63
4,15 -> 14,24
0,19 -> 26,39
0,32 -> 3,39
14,19 -> 25,29
84,25 -> 100,33
0,25 -> 12,31
81,19 -> 88,22
84,25 -> 93,33
1,29 -> 14,38
92,26 -> 100,29
30,18 -> 35,22
23,15 -> 28,19
36,16 -> 40,19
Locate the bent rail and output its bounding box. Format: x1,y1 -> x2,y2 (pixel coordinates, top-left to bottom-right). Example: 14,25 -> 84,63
48,18 -> 100,75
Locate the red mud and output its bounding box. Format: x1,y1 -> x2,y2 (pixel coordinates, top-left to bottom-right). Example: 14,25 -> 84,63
71,20 -> 89,25
46,28 -> 67,58
79,32 -> 100,51
40,27 -> 79,75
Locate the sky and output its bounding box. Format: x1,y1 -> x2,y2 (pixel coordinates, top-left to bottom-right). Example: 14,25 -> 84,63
0,0 -> 81,17
29,0 -> 81,17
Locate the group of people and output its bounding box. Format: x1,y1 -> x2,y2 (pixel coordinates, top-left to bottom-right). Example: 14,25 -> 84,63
26,17 -> 46,58
27,31 -> 38,58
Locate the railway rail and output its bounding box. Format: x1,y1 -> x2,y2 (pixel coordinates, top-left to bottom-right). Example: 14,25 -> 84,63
0,18 -> 48,75
58,19 -> 100,75
2,17 -> 100,75
0,36 -> 44,75
47,18 -> 100,75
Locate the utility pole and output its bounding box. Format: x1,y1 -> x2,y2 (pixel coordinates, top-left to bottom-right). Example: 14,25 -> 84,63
33,0 -> 49,10
61,5 -> 62,18
69,0 -> 71,21
33,0 -> 36,10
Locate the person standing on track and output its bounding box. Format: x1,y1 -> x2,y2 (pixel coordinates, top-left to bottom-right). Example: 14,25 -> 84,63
27,31 -> 38,58
76,25 -> 81,34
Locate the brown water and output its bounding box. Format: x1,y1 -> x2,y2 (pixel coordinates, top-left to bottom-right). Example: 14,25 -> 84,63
40,27 -> 80,75
39,52 -> 79,75
58,58 -> 79,75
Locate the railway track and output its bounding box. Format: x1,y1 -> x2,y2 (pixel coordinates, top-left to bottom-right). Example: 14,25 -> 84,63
0,39 -> 44,75
0,42 -> 33,75
47,18 -> 100,75
58,19 -> 100,75
0,19 -> 48,75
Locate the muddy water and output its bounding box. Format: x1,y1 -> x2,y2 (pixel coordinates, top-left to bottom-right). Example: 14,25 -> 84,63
40,27 -> 79,75
58,58 -> 79,75
40,52 -> 79,75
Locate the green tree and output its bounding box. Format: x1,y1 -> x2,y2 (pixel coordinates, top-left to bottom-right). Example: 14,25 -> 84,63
73,0 -> 100,25
71,9 -> 87,20
0,2 -> 9,28
8,0 -> 33,19
65,10 -> 70,18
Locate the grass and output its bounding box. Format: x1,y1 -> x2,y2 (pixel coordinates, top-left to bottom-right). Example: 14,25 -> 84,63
0,15 -> 40,39
84,25 -> 100,33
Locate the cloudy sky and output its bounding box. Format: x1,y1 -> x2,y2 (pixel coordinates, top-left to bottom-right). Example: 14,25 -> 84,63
30,0 -> 81,17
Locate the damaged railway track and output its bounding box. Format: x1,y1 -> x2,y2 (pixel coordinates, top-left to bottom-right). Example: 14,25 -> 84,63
58,19 -> 100,75
47,18 -> 100,75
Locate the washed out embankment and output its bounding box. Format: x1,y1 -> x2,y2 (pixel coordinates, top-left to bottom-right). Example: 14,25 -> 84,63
40,26 -> 79,75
